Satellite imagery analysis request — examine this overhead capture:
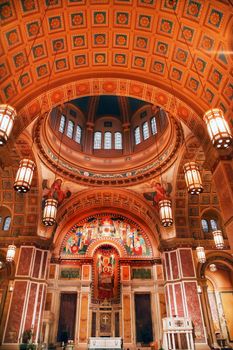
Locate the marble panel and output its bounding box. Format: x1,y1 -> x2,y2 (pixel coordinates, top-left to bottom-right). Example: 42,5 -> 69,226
184,281 -> 205,342
174,283 -> 184,317
170,251 -> 179,279
16,247 -> 33,276
32,250 -> 42,279
123,294 -> 131,342
4,281 -> 28,343
24,282 -> 38,330
179,248 -> 195,278
79,293 -> 89,343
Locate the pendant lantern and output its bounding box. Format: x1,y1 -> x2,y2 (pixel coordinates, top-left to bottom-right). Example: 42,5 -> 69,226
183,162 -> 203,195
14,159 -> 35,193
6,244 -> 16,262
213,230 -> 224,249
209,263 -> 217,272
42,198 -> 58,226
203,108 -> 232,149
196,246 -> 206,264
159,199 -> 173,227
0,104 -> 16,145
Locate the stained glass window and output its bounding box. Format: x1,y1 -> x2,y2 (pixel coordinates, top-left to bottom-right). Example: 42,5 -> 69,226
3,216 -> 11,231
210,219 -> 218,231
151,117 -> 157,135
75,125 -> 82,144
201,219 -> 209,233
59,115 -> 66,133
67,120 -> 74,138
142,122 -> 149,140
104,132 -> 112,149
94,132 -> 102,149
135,127 -> 141,145
115,132 -> 122,149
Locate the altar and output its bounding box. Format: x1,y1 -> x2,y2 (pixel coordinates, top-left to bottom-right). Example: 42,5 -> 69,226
88,337 -> 122,350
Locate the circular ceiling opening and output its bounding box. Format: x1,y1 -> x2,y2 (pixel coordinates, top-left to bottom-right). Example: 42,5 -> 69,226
36,95 -> 182,186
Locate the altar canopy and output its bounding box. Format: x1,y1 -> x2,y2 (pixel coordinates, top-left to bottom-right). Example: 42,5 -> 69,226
61,214 -> 152,257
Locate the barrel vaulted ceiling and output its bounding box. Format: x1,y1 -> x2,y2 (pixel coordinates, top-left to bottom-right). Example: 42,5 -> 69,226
0,0 -> 233,135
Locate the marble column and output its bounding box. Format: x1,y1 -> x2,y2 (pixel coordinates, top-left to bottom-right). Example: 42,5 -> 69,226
122,123 -> 132,154
84,122 -> 94,154
78,264 -> 91,349
198,279 -> 218,347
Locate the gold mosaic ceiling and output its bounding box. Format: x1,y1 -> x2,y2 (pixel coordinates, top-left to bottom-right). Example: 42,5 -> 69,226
0,0 -> 233,130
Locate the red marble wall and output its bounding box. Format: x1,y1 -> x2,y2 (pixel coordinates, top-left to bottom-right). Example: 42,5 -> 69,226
4,281 -> 28,343
3,247 -> 49,345
179,249 -> 195,278
33,250 -> 42,278
163,249 -> 207,344
33,284 -> 45,341
174,283 -> 184,317
24,283 -> 38,331
41,251 -> 48,279
16,247 -> 33,276
184,281 -> 205,342
168,284 -> 175,317
164,252 -> 171,280
170,251 -> 179,279
165,285 -> 170,316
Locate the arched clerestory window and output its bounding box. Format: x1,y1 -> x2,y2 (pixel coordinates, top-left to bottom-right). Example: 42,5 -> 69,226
94,132 -> 102,149
151,117 -> 157,135
66,120 -> 74,138
142,122 -> 149,140
115,132 -> 122,149
59,115 -> 66,133
75,125 -> 82,144
3,216 -> 11,231
104,132 -> 112,149
134,126 -> 141,145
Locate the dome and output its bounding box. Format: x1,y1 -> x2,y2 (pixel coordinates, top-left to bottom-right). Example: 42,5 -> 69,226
35,95 -> 182,186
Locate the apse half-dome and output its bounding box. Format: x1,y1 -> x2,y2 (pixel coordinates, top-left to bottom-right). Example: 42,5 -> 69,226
36,95 -> 182,186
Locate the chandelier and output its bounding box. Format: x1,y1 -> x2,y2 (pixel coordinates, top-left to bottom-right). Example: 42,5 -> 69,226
6,244 -> 16,262
203,108 -> 232,149
42,198 -> 58,226
14,158 -> 36,193
212,230 -> 224,249
159,199 -> 173,227
196,246 -> 206,264
0,104 -> 16,145
183,162 -> 203,195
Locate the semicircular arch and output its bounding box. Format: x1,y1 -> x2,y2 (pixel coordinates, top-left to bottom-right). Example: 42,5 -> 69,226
197,251 -> 233,279
16,78 -> 210,148
52,187 -> 161,258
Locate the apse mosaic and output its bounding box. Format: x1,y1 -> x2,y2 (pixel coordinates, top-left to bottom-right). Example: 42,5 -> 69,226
93,245 -> 119,301
61,214 -> 152,257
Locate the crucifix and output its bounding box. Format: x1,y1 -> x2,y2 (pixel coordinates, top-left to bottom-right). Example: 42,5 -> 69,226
103,315 -> 109,324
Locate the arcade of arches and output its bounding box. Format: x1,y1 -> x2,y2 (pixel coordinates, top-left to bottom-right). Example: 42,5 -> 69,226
0,1 -> 233,350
